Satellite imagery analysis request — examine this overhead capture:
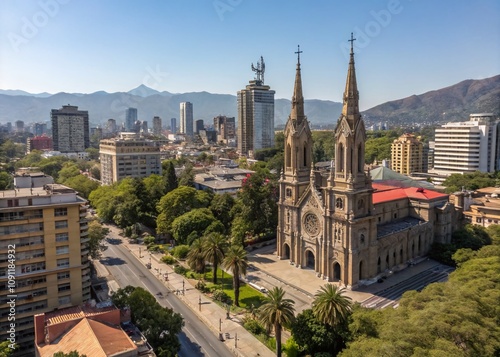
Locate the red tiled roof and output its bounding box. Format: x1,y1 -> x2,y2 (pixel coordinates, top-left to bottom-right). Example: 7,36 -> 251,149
372,183 -> 448,204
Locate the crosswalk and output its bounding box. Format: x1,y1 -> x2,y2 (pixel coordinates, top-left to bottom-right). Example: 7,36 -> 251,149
361,265 -> 454,309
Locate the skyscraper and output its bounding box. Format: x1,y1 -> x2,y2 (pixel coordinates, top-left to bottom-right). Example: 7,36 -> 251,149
180,102 -> 193,137
195,119 -> 204,134
125,108 -> 138,131
170,118 -> 177,134
152,116 -> 162,136
237,56 -> 275,158
51,105 -> 89,153
214,115 -> 236,143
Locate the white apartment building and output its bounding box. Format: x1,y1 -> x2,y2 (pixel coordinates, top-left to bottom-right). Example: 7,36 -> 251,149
99,132 -> 162,185
180,102 -> 193,137
430,113 -> 500,181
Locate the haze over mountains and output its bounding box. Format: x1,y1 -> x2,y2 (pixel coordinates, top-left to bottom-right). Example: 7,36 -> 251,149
0,75 -> 498,128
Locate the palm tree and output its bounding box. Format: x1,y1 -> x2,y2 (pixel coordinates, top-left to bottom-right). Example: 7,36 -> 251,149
312,284 -> 352,327
258,287 -> 295,357
202,232 -> 227,284
186,238 -> 205,273
222,245 -> 248,306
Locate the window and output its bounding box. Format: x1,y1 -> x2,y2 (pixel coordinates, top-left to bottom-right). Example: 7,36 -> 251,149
336,198 -> 343,210
57,272 -> 70,280
54,208 -> 67,217
55,220 -> 68,229
57,258 -> 69,268
55,233 -> 69,242
58,283 -> 71,292
58,296 -> 71,305
286,188 -> 292,197
476,218 -> 482,223
56,246 -> 69,255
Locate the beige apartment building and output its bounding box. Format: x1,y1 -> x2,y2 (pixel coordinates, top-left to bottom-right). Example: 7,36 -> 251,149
391,133 -> 424,175
99,132 -> 162,185
0,173 -> 90,356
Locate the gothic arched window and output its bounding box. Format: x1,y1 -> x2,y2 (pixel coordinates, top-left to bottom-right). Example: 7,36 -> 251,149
303,143 -> 307,168
286,144 -> 291,168
338,143 -> 344,172
336,198 -> 343,210
358,143 -> 363,173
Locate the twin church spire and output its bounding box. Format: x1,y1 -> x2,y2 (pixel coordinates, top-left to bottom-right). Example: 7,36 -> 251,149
342,33 -> 361,123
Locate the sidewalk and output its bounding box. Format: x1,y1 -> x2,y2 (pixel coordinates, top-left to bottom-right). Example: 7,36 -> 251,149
105,225 -> 274,357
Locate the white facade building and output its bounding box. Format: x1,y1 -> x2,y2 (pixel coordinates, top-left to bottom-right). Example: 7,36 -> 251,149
180,102 -> 193,137
431,113 -> 500,180
237,80 -> 275,158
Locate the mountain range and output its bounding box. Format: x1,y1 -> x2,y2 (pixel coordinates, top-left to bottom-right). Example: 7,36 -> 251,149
0,76 -> 498,128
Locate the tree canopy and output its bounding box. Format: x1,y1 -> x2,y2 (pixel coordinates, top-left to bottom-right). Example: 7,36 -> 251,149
111,286 -> 183,357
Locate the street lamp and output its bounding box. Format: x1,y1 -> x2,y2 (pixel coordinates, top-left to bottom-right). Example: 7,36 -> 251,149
182,280 -> 185,295
219,318 -> 222,332
198,296 -> 201,311
235,332 -> 238,348
226,303 -> 230,319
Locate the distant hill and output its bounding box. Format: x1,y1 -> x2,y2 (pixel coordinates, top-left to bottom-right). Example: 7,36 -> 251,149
1,75 -> 498,127
362,75 -> 500,124
0,88 -> 342,127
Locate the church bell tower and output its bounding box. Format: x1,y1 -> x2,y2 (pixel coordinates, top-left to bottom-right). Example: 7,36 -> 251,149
277,46 -> 313,259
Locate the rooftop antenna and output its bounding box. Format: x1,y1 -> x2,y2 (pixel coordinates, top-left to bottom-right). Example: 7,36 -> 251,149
251,56 -> 265,84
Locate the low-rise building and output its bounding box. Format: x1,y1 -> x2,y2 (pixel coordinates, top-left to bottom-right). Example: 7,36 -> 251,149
34,304 -> 139,357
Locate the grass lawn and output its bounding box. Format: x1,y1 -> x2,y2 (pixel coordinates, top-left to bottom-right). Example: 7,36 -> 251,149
204,268 -> 266,309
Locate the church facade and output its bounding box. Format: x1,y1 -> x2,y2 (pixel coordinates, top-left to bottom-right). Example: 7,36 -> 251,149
277,39 -> 461,289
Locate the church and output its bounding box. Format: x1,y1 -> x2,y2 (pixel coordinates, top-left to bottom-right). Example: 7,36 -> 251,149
276,37 -> 462,289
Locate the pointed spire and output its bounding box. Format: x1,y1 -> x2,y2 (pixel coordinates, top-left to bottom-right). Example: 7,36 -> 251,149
291,45 -> 305,124
342,33 -> 360,119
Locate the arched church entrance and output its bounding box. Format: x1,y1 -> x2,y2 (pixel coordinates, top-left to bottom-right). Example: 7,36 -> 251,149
333,262 -> 341,281
305,250 -> 315,269
283,243 -> 290,260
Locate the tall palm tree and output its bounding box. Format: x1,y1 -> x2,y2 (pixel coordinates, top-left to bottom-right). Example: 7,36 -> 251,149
186,238 -> 205,273
202,232 -> 227,284
258,287 -> 295,357
312,284 -> 352,327
222,245 -> 248,306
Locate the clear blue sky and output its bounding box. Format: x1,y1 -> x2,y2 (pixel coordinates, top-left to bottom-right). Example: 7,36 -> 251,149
1,0 -> 499,110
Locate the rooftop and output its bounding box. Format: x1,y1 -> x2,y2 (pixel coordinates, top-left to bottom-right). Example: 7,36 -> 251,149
377,217 -> 426,239
372,183 -> 448,204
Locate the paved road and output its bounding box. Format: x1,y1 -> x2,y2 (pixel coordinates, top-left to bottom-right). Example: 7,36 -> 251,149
101,238 -> 234,357
360,265 -> 455,309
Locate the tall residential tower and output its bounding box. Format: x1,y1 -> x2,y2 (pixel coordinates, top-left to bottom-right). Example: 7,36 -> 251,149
180,102 -> 193,137
51,105 -> 89,153
237,56 -> 275,158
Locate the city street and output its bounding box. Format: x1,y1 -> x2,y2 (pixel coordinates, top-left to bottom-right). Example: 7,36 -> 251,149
100,236 -> 235,357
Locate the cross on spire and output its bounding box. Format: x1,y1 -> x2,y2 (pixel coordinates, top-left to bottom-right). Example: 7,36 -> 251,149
348,32 -> 356,55
295,45 -> 303,65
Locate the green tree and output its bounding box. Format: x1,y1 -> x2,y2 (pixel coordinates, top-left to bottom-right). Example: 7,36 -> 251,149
312,284 -> 352,327
0,171 -> 12,190
87,219 -> 109,259
258,286 -> 296,357
178,162 -> 194,187
341,244 -> 500,357
202,232 -> 228,284
61,174 -> 99,199
156,186 -> 210,235
222,245 -> 248,306
171,208 -> 223,244
187,238 -> 206,273
210,193 -> 235,232
291,309 -> 340,355
112,286 -> 183,357
163,160 -> 178,193
0,340 -> 14,357
85,147 -> 100,161
143,174 -> 165,208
